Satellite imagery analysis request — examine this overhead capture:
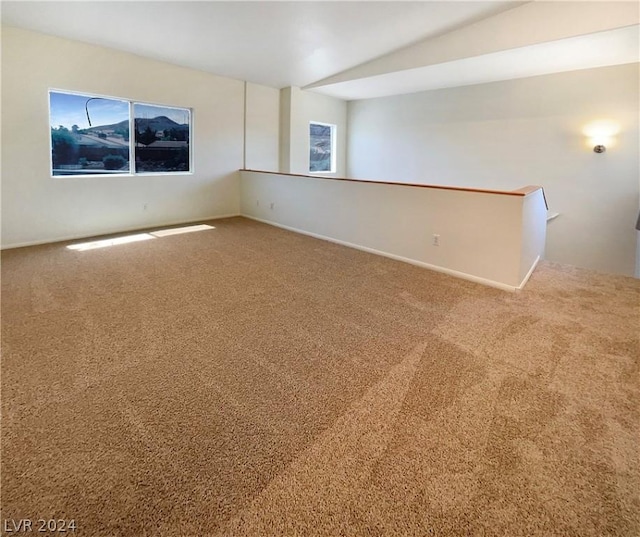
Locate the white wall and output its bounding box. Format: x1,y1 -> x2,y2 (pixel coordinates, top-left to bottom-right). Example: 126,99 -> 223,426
279,87 -> 347,176
636,230 -> 640,278
347,64 -> 640,277
245,82 -> 279,172
2,26 -> 278,248
279,88 -> 293,174
240,170 -> 547,291
520,189 -> 548,284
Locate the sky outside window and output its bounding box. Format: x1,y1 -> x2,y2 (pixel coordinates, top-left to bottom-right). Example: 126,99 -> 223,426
50,92 -> 128,129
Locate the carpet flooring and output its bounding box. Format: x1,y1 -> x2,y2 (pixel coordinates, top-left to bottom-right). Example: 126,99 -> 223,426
2,216 -> 639,536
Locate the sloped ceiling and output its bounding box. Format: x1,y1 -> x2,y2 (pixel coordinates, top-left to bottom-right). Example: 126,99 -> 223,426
1,1 -> 638,100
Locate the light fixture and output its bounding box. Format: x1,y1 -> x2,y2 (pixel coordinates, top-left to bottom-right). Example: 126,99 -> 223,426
582,120 -> 620,154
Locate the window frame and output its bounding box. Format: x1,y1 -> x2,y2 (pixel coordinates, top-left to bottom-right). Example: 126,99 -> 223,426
48,88 -> 193,178
308,121 -> 336,174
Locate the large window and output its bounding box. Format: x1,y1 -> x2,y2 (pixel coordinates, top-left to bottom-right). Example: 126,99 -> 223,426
49,90 -> 191,176
309,122 -> 336,173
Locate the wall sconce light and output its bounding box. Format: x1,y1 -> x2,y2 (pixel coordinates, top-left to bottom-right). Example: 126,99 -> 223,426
582,120 -> 620,154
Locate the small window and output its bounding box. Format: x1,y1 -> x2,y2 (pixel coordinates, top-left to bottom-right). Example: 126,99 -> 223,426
134,103 -> 191,173
49,90 -> 192,176
309,122 -> 336,173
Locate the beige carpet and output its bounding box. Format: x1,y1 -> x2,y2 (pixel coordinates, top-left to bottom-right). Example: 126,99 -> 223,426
2,216 -> 638,536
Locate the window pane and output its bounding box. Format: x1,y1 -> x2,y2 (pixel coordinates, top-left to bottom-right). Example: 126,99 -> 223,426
134,104 -> 191,173
309,123 -> 333,172
49,91 -> 130,176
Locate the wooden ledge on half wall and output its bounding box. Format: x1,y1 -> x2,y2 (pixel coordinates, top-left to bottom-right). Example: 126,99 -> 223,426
239,169 -> 547,208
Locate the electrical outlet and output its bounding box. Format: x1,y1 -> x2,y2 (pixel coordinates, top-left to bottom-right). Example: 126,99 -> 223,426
432,234 -> 440,246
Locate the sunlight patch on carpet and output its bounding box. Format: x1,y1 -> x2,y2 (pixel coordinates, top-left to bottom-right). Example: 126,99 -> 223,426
149,224 -> 214,237
66,224 -> 214,251
66,233 -> 154,251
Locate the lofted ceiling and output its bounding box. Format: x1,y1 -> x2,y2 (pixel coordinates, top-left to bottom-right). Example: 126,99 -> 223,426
1,1 -> 638,100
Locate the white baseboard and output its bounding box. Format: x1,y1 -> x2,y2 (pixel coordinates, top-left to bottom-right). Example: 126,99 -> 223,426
1,213 -> 241,250
242,215 -> 522,292
516,255 -> 541,291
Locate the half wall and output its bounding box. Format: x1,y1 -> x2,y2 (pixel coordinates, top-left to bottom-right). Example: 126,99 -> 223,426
240,170 -> 547,291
